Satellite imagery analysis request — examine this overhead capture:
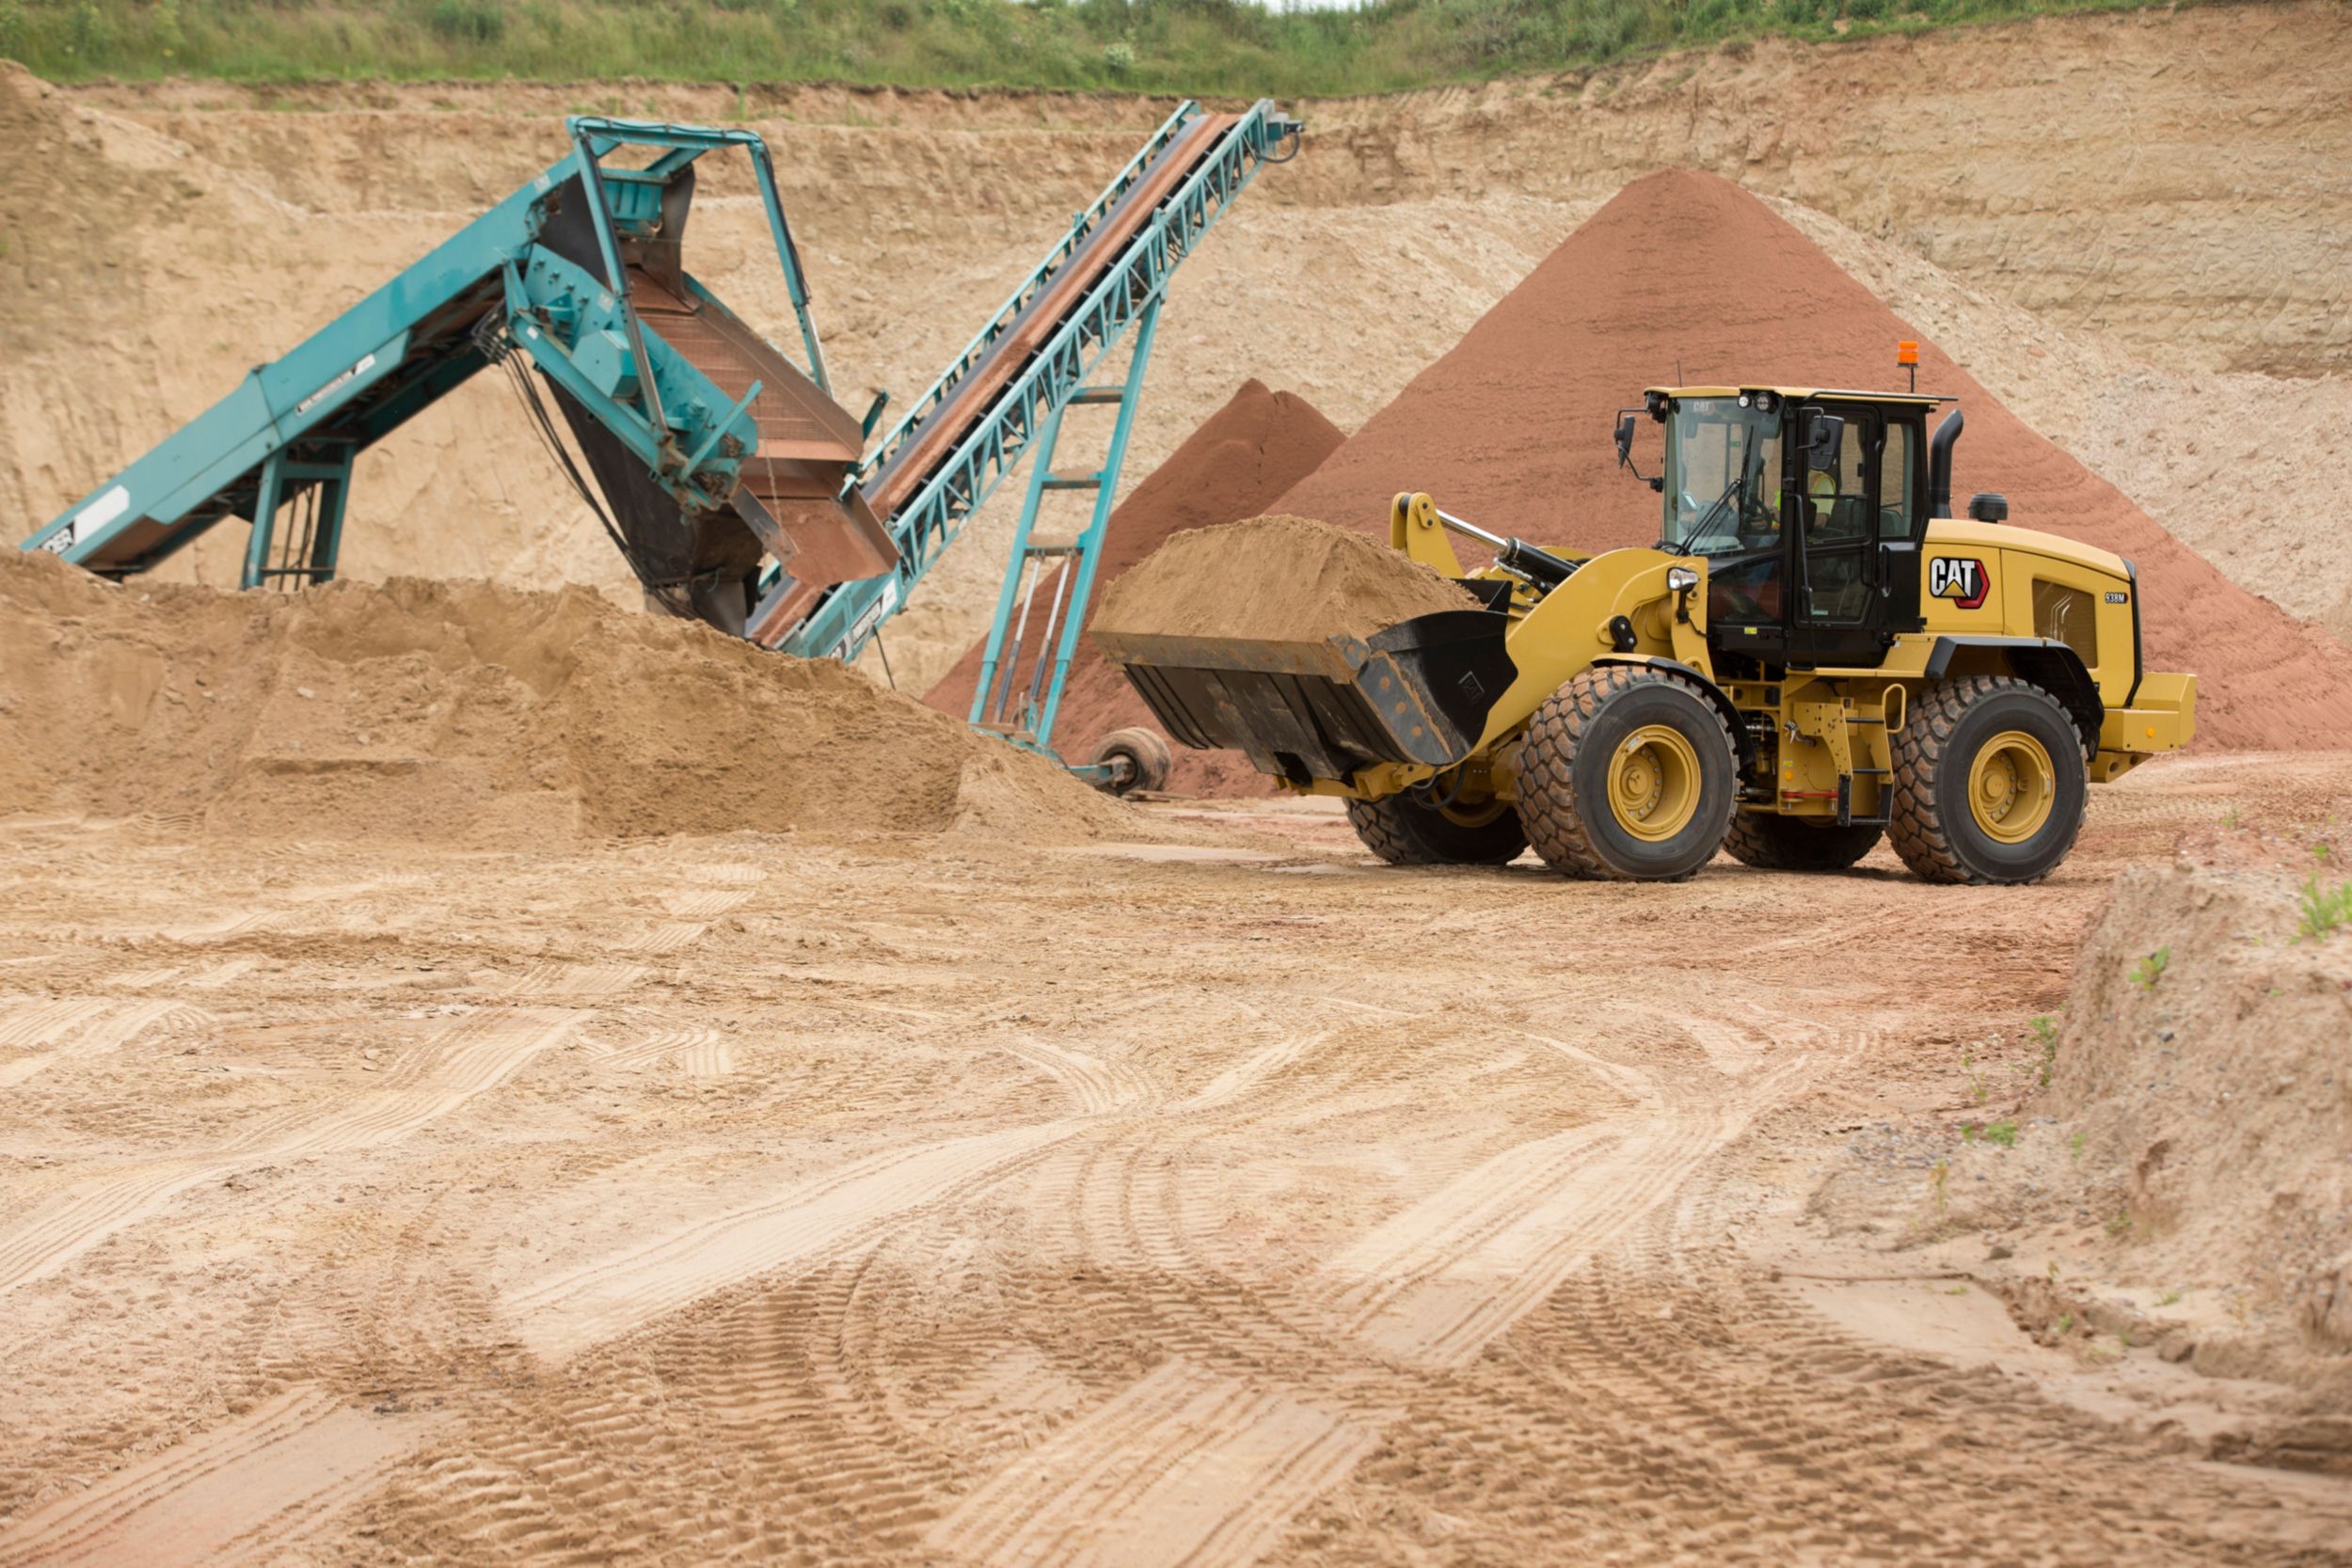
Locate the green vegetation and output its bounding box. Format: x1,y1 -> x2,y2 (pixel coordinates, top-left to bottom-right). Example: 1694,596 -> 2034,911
2296,874 -> 2352,941
2,0 -> 2231,96
2128,945 -> 2169,990
1962,1117 -> 2017,1148
2029,1014 -> 2056,1086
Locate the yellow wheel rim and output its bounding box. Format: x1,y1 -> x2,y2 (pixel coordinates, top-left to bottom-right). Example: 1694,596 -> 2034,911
1609,724 -> 1701,842
1967,730 -> 2056,844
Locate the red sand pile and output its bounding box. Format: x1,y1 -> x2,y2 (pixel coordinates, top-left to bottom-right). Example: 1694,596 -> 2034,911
1277,169 -> 2352,752
925,380 -> 1343,797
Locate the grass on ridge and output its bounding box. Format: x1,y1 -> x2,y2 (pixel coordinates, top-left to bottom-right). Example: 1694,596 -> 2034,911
0,0 -> 2230,99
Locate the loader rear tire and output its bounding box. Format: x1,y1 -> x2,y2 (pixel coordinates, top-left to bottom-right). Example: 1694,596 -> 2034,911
1889,675 -> 2087,885
1346,793 -> 1528,866
1516,666 -> 1737,882
1724,814 -> 1884,871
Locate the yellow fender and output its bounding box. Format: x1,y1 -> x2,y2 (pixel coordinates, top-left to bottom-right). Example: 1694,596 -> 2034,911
1476,549 -> 1711,751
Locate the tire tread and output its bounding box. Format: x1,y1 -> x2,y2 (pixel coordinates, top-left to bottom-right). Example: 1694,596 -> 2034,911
1888,674 -> 2084,885
1516,666 -> 1737,882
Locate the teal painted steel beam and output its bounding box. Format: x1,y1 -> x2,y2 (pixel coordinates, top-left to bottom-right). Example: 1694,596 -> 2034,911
239,449 -> 287,592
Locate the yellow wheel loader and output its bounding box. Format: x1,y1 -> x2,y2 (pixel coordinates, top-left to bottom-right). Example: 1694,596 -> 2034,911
1096,386 -> 2196,884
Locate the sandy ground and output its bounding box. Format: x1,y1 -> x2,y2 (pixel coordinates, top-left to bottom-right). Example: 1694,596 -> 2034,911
5,754 -> 2352,1565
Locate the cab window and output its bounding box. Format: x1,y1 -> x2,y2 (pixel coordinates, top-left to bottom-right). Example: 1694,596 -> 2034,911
1881,420 -> 1919,539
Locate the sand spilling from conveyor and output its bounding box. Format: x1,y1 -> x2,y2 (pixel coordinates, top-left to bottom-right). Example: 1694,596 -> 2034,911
924,380 -> 1343,797
0,548 -> 1128,842
1276,168 -> 2352,752
1091,515 -> 1479,647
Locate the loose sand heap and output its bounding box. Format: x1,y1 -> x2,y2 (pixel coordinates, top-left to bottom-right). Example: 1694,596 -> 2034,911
1811,819 -> 2352,1425
1275,168 -> 2352,752
1091,514 -> 1480,646
0,548 -> 1128,842
925,380 -> 1343,798
2037,838 -> 2352,1373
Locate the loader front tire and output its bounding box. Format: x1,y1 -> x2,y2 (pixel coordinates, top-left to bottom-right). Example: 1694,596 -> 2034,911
1724,814 -> 1884,871
1346,793 -> 1528,866
1516,666 -> 1737,882
1889,675 -> 2087,885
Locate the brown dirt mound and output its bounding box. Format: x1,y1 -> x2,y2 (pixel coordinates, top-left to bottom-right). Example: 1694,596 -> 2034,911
925,380 -> 1343,798
1810,819 -> 2352,1414
1275,167 -> 2352,752
0,548 -> 1129,842
2041,842 -> 2352,1361
1093,515 -> 1477,646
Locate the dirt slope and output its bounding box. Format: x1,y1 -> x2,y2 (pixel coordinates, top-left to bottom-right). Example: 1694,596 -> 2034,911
0,547 -> 1128,841
1286,1 -> 2352,380
923,379 -> 1341,797
1276,168 -> 2352,752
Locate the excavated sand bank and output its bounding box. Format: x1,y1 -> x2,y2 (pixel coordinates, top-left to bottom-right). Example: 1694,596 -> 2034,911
1091,514 -> 1477,647
1809,816 -> 2352,1425
1276,169 -> 2352,753
924,379 -> 1342,798
0,549 -> 1128,842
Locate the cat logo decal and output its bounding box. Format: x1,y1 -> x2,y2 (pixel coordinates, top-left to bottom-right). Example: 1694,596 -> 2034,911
1929,556 -> 1990,610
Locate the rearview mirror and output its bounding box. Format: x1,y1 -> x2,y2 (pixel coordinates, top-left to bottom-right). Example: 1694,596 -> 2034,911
1614,411 -> 1636,467
1806,414 -> 1845,471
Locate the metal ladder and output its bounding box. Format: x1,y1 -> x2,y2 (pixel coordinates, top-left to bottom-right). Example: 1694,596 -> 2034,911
966,299 -> 1161,771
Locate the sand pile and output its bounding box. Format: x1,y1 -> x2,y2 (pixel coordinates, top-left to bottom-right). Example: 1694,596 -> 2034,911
2025,835 -> 2352,1379
925,381 -> 1343,798
1275,168 -> 2352,752
1809,821 -> 2352,1414
1092,515 -> 1479,645
0,548 -> 1127,842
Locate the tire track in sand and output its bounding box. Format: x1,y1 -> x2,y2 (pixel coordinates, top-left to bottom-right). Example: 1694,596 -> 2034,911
0,1386 -> 439,1568
1322,1056 -> 1810,1370
0,998 -> 202,1089
501,1121 -> 1079,1359
926,1358 -> 1380,1568
0,1008 -> 577,1292
496,1026 -> 1189,1357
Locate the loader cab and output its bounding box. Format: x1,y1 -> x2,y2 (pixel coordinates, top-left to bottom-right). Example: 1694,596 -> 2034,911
1645,387 -> 1938,673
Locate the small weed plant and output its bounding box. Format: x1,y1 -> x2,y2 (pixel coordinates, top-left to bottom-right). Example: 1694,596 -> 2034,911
2030,1016 -> 2058,1086
2296,875 -> 2352,941
2129,946 -> 2170,990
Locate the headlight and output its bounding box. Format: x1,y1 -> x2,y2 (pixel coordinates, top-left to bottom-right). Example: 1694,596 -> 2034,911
1666,566 -> 1699,593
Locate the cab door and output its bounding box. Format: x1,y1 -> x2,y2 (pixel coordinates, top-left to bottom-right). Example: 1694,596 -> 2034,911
1789,403 -> 1894,667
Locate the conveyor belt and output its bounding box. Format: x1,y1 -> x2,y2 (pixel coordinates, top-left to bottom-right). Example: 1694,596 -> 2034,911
746,109 -> 1248,650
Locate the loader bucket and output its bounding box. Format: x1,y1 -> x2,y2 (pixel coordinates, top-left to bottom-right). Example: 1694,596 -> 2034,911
1094,609 -> 1515,786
